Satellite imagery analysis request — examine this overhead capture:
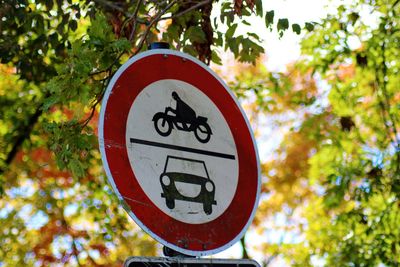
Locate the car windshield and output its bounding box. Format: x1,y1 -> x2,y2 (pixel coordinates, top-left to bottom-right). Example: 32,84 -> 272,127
165,157 -> 208,178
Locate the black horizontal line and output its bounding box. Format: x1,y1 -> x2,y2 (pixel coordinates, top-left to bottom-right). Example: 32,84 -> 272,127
130,138 -> 236,160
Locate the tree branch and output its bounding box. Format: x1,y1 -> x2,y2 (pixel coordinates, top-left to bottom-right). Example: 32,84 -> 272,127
79,69 -> 112,128
71,239 -> 83,267
380,40 -> 400,147
263,254 -> 278,267
159,0 -> 214,21
240,235 -> 249,259
129,0 -> 145,42
134,0 -> 178,55
0,103 -> 43,175
375,29 -> 400,174
93,0 -> 127,14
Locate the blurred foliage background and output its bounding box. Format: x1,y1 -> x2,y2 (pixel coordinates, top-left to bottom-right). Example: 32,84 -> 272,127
0,0 -> 399,266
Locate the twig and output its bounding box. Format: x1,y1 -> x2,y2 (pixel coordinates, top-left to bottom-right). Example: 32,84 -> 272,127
71,239 -> 82,267
0,99 -> 45,175
159,0 -> 214,21
240,235 -> 249,259
93,0 -> 128,15
380,38 -> 400,174
374,80 -> 393,145
134,0 -> 178,55
380,40 -> 400,147
129,0 -> 144,42
84,43 -> 130,127
80,69 -> 112,128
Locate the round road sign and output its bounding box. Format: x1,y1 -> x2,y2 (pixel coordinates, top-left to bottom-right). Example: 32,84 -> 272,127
98,49 -> 260,256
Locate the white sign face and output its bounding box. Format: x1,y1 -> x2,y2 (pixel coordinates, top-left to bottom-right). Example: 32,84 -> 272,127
126,79 -> 238,224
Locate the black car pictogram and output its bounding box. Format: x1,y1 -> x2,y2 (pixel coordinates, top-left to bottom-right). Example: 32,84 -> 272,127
160,156 -> 217,215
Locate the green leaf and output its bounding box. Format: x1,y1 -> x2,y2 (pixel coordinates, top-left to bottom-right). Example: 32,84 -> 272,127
214,31 -> 223,47
305,22 -> 315,32
255,0 -> 263,17
184,26 -> 206,43
248,32 -> 261,42
241,8 -> 251,17
227,36 -> 241,57
166,24 -> 180,42
211,50 -> 222,65
238,37 -> 264,64
292,23 -> 301,35
277,18 -> 289,32
88,14 -> 113,42
34,14 -> 45,34
69,20 -> 78,32
226,24 -> 238,39
48,33 -> 59,47
348,12 -> 359,25
265,10 -> 274,28
182,45 -> 197,57
42,95 -> 59,111
220,12 -> 225,24
44,0 -> 54,10
111,38 -> 131,51
68,158 -> 85,177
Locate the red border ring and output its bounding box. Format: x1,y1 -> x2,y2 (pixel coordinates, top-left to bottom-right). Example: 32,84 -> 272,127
98,49 -> 260,256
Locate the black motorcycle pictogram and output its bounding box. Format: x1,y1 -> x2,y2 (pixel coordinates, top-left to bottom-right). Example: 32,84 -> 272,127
152,91 -> 212,143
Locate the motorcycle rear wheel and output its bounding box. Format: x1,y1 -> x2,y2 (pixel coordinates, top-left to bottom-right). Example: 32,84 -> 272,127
194,122 -> 211,143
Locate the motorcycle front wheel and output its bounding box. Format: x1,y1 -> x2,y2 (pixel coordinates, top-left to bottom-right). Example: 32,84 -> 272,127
194,122 -> 211,143
153,113 -> 173,137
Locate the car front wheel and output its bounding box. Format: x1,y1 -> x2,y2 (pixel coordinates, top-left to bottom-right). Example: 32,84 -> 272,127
166,199 -> 175,209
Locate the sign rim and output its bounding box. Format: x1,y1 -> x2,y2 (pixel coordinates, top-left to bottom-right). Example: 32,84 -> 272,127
98,49 -> 261,256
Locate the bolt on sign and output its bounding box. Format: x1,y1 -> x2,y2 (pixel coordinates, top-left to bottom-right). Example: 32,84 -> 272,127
98,49 -> 260,256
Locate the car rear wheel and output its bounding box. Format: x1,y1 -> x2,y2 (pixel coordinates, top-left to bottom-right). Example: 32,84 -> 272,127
203,204 -> 212,215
